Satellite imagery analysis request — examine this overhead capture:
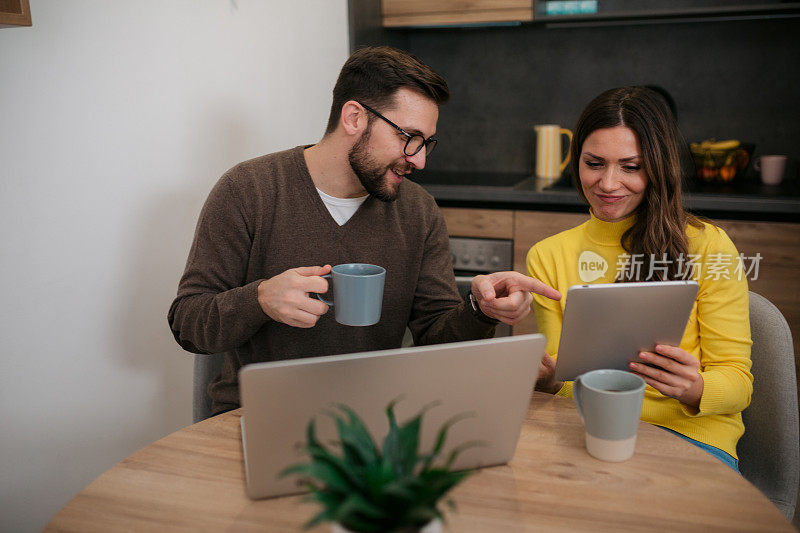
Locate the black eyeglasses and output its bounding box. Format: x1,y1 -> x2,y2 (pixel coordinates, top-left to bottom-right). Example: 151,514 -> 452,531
359,102 -> 438,157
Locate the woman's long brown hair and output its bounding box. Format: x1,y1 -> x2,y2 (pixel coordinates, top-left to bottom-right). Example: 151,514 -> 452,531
570,86 -> 703,282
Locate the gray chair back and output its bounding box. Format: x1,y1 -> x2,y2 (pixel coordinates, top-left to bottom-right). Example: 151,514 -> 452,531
738,292 -> 799,520
192,353 -> 225,423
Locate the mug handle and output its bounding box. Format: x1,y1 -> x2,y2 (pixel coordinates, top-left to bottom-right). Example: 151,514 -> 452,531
315,273 -> 334,306
753,157 -> 761,172
559,128 -> 573,172
573,375 -> 584,421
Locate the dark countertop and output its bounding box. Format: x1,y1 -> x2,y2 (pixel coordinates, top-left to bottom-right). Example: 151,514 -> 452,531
412,171 -> 800,222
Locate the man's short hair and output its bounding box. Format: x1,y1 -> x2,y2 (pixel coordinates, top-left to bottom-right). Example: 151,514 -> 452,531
325,46 -> 449,134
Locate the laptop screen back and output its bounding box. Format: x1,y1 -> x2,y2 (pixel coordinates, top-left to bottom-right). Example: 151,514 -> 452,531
240,334 -> 546,499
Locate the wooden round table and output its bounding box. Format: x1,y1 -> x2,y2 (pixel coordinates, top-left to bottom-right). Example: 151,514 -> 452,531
46,393 -> 792,532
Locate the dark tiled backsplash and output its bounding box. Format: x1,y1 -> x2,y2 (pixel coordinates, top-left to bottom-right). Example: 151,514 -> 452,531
400,18 -> 800,176
412,171 -> 530,187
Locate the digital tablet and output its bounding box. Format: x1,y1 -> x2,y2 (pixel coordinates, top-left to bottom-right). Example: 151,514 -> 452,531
553,280 -> 699,381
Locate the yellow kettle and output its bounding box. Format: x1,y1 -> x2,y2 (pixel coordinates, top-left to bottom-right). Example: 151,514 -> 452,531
535,125 -> 573,179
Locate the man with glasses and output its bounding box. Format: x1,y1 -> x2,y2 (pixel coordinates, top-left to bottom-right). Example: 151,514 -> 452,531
168,46 -> 560,415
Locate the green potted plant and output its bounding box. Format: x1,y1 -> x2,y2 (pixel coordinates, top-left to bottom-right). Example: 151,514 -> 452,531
282,400 -> 478,533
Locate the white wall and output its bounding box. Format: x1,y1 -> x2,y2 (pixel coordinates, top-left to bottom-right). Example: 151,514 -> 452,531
0,1 -> 349,530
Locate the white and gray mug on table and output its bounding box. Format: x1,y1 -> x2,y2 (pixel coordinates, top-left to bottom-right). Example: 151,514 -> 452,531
573,369 -> 645,462
754,155 -> 787,185
316,263 -> 385,326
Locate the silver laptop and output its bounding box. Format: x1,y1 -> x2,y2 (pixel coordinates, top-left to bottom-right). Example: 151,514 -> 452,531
554,280 -> 699,381
240,334 -> 546,499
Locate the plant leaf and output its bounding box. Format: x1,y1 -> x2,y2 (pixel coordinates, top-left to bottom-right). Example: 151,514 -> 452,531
281,419 -> 368,493
334,494 -> 384,532
421,412 -> 475,472
443,440 -> 486,470
381,401 -> 402,476
341,492 -> 385,519
333,404 -> 380,464
303,507 -> 334,530
281,462 -> 354,493
404,505 -> 439,527
381,400 -> 439,477
396,414 -> 420,476
395,401 -> 439,475
339,514 -> 383,533
308,489 -> 347,512
381,480 -> 416,501
361,461 -> 395,498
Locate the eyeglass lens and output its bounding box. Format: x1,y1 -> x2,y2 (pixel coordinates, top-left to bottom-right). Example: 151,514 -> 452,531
405,136 -> 436,157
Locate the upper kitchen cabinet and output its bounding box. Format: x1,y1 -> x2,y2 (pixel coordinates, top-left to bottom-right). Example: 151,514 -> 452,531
0,0 -> 31,28
381,0 -> 533,27
533,0 -> 800,25
376,0 -> 800,29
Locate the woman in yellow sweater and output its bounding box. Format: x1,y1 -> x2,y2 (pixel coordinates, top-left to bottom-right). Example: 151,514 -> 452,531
527,86 -> 752,470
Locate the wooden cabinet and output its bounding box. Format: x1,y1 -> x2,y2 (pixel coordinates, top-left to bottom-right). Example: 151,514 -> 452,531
381,0 -> 532,27
0,0 -> 31,27
440,207 -> 514,239
713,218 -> 800,359
375,0 -> 797,28
533,0 -> 800,25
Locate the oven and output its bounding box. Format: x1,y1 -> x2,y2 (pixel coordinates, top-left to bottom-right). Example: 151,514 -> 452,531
450,237 -> 514,337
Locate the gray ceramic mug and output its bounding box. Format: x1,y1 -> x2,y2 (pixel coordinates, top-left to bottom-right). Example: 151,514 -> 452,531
316,264 -> 385,326
573,369 -> 645,462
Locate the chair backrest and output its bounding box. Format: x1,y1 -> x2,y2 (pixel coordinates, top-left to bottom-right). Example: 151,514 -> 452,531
193,353 -> 225,423
738,291 -> 799,520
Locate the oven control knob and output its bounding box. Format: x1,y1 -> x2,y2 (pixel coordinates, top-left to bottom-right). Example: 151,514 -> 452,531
490,255 -> 501,267
460,254 -> 471,265
451,253 -> 457,265
475,255 -> 486,266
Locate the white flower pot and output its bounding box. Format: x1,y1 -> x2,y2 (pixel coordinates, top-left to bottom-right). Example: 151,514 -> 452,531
332,517 -> 442,533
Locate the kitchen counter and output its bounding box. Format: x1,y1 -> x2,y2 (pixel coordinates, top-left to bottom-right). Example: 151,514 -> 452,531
413,171 -> 800,221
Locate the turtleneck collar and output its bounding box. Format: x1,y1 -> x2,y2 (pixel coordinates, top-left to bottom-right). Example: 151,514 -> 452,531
585,210 -> 637,246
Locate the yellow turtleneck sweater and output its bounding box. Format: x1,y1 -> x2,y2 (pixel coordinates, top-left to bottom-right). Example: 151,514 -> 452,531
526,212 -> 753,457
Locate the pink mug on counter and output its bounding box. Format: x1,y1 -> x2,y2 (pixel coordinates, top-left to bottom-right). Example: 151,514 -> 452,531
754,155 -> 787,185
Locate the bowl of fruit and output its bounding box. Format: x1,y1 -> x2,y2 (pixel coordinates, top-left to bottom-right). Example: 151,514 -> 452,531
690,139 -> 754,183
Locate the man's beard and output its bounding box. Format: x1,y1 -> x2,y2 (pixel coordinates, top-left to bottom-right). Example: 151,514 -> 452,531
348,128 -> 409,203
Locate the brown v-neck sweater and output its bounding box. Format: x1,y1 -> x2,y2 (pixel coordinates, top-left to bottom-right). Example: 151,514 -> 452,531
168,146 -> 496,413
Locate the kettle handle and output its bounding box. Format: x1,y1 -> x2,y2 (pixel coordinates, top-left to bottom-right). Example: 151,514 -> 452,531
559,128 -> 573,172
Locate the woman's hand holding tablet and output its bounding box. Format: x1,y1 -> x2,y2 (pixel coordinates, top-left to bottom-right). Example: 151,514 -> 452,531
631,344 -> 703,408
